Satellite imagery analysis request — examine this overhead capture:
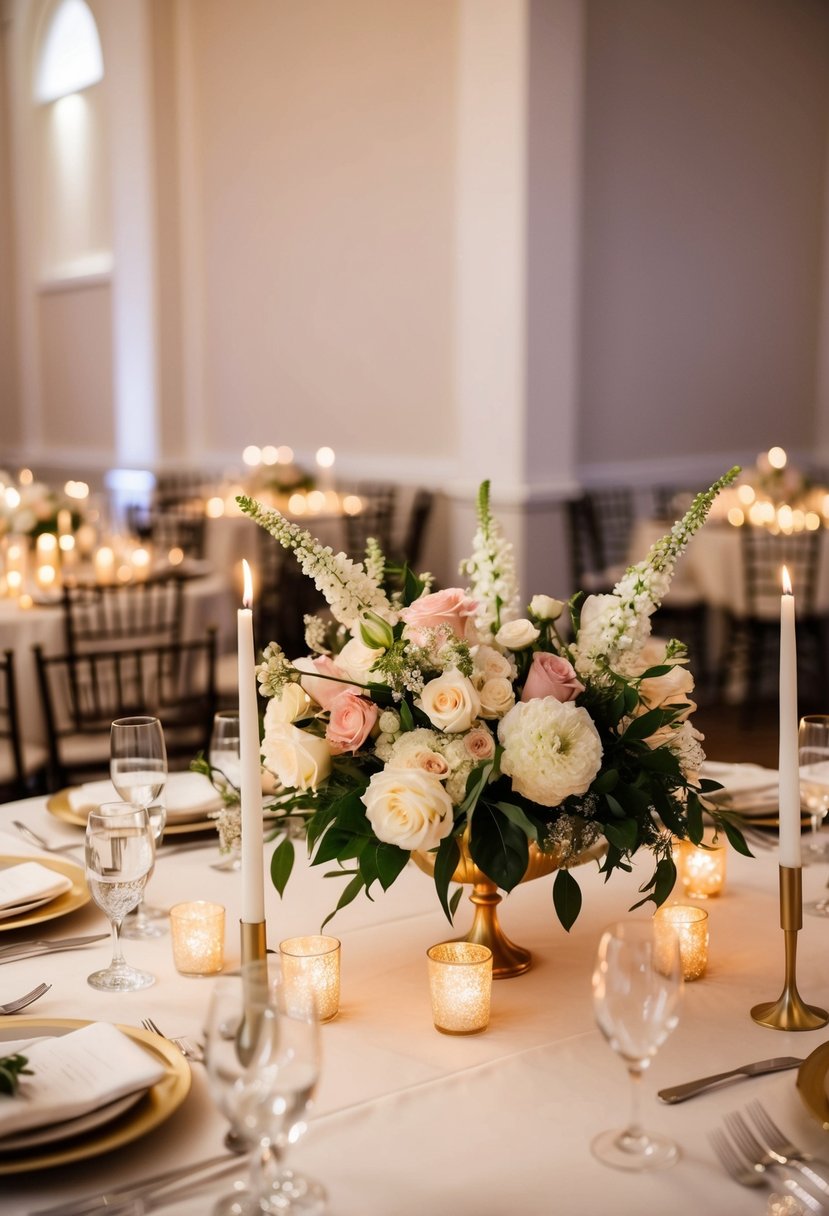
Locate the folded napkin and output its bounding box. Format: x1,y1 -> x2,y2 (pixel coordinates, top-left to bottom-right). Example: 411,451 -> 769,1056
700,761 -> 779,815
0,862 -> 72,917
0,1023 -> 166,1138
68,770 -> 220,823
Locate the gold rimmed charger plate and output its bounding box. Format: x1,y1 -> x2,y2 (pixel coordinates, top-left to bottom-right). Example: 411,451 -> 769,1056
797,1039 -> 829,1129
0,1017 -> 191,1173
0,855 -> 88,932
47,788 -> 218,836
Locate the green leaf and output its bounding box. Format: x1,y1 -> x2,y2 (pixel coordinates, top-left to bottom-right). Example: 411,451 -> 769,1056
373,841 -> 410,891
459,760 -> 495,817
494,801 -> 538,842
320,873 -> 366,931
630,856 -> 678,911
402,564 -> 425,606
553,868 -> 582,932
399,699 -> 415,733
621,707 -> 669,742
718,817 -> 753,858
637,664 -> 674,678
449,887 -> 464,918
685,792 -> 704,844
605,793 -> 626,819
592,768 -> 619,795
603,819 -> 638,854
270,837 -> 295,897
468,804 -> 529,893
637,748 -> 681,775
622,684 -> 640,713
434,835 -> 462,923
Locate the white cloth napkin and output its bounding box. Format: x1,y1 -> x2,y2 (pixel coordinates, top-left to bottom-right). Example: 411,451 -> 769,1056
0,1023 -> 166,1137
0,861 -> 72,915
700,761 -> 779,814
68,771 -> 220,823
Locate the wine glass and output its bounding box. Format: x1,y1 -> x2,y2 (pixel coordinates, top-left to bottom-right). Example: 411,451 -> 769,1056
591,919 -> 684,1171
799,715 -> 829,867
205,959 -> 326,1215
85,802 -> 155,992
209,711 -> 242,872
110,715 -> 168,938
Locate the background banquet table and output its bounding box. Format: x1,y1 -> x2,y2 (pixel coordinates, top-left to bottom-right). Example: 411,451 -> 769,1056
3,794 -> 829,1215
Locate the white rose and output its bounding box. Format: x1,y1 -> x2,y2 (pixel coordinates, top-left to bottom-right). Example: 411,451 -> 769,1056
261,722 -> 332,791
361,768 -> 454,851
478,676 -> 516,719
417,670 -> 481,733
263,683 -> 312,727
495,619 -> 540,650
529,595 -> 564,621
337,637 -> 385,686
638,665 -> 696,720
473,645 -> 514,682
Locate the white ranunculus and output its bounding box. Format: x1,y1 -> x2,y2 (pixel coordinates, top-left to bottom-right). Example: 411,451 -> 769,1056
261,722 -> 332,792
263,683 -> 312,727
417,670 -> 481,733
529,595 -> 565,621
495,619 -> 540,650
336,636 -> 385,686
477,676 -> 516,719
361,768 -> 454,851
497,698 -> 602,807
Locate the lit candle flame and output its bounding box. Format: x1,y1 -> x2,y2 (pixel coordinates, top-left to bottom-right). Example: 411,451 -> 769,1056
242,558 -> 253,608
782,565 -> 793,596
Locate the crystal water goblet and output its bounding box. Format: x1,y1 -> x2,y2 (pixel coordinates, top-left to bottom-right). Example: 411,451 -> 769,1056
799,716 -> 829,879
205,959 -> 326,1215
110,715 -> 168,937
591,918 -> 684,1171
85,803 -> 155,992
209,710 -> 242,872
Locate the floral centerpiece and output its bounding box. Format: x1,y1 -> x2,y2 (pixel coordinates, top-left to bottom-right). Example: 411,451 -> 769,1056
239,467 -> 745,932
0,472 -> 80,540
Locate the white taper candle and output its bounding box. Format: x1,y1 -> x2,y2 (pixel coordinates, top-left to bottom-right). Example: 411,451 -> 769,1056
779,565 -> 801,868
238,559 -> 265,922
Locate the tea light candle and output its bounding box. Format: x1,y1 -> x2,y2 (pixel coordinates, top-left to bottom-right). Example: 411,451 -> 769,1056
655,905 -> 709,981
279,935 -> 341,1022
674,832 -> 727,898
169,901 -> 225,975
94,545 -> 115,584
427,942 -> 493,1034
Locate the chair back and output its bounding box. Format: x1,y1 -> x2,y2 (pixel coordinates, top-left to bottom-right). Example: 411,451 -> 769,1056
0,650 -> 25,796
126,503 -> 207,559
398,489 -> 434,569
343,483 -> 397,560
34,630 -> 217,787
61,577 -> 185,654
741,528 -> 821,620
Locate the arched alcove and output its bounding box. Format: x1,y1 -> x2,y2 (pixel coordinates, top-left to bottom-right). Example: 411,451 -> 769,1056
34,0 -> 103,105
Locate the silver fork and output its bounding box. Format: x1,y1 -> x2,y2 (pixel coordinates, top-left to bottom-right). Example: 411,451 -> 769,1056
717,1116 -> 826,1213
140,1017 -> 205,1063
748,1100 -> 829,1196
12,821 -> 82,854
0,981 -> 51,1015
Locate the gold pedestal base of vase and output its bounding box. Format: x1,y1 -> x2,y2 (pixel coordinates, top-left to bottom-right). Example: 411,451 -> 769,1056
456,877 -> 531,979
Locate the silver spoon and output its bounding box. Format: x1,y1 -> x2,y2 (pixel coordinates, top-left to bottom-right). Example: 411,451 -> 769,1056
0,982 -> 52,1015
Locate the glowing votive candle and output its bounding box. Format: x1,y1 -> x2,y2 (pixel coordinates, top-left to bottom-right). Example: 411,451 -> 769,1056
279,935 -> 341,1022
427,942 -> 493,1035
674,832 -> 727,898
169,901 -> 225,976
655,905 -> 709,981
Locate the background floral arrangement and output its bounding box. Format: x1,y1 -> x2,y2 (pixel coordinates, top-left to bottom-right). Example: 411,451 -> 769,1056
0,472 -> 79,540
240,466 -> 745,931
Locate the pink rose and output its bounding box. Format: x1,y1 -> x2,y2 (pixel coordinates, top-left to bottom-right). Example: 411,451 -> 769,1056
399,588 -> 478,645
521,652 -> 584,703
464,727 -> 495,761
325,692 -> 379,755
293,655 -> 352,710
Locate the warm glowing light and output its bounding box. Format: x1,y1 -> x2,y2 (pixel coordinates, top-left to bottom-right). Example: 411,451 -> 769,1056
132,547 -> 150,568
768,446 -> 787,470
18,468 -> 33,486
7,545 -> 21,562
64,480 -> 89,499
58,534 -> 75,552
782,565 -> 793,595
242,445 -> 262,467
277,446 -> 294,464
737,484 -> 756,505
822,495 -> 829,519
778,505 -> 794,533
806,512 -> 821,531
342,495 -> 363,516
324,490 -> 341,512
205,496 -> 225,519
792,509 -> 806,532
307,490 -> 326,513
4,487 -> 20,510
315,446 -> 335,469
242,558 -> 253,608
261,445 -> 278,465
727,507 -> 745,527
37,565 -> 56,587
760,501 -> 775,524
167,546 -> 184,566
288,493 -> 307,515
116,563 -> 132,583
6,571 -> 22,591
37,533 -> 58,553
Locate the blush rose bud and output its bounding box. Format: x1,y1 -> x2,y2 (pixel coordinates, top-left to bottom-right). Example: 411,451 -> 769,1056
359,611 -> 395,650
529,595 -> 565,621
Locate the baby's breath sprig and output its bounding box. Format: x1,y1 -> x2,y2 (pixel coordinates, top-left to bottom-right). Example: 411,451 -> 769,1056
256,641 -> 298,697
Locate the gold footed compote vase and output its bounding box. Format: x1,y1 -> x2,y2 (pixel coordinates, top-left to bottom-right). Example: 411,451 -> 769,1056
413,838 -> 605,979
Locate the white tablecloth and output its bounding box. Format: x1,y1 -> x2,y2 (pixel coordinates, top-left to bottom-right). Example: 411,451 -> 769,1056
2,796 -> 829,1214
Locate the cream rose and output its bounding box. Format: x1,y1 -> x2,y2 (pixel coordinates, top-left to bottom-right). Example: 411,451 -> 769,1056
336,637 -> 384,686
464,726 -> 495,761
361,768 -> 454,851
529,595 -> 565,621
495,619 -> 540,650
478,676 -> 516,719
638,664 -> 696,720
392,748 -> 450,779
325,692 -> 378,755
261,722 -> 332,791
263,683 -> 312,727
417,670 -> 481,733
473,645 -> 514,683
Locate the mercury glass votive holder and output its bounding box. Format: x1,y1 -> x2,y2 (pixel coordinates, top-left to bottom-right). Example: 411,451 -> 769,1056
427,942 -> 493,1035
655,905 -> 709,981
674,832 -> 727,898
279,935 -> 341,1022
169,901 -> 225,976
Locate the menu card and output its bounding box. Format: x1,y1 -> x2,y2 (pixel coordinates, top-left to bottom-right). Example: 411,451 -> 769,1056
0,1023 -> 166,1136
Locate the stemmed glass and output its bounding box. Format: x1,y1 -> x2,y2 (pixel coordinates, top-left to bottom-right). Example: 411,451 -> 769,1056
205,959 -> 326,1215
209,710 -> 242,872
799,715 -> 829,865
85,803 -> 155,992
110,715 -> 168,939
591,919 -> 684,1171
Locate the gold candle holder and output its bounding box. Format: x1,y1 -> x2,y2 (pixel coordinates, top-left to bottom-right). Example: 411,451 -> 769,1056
169,901 -> 225,976
655,904 -> 709,981
751,866 -> 828,1030
240,918 -> 267,969
427,942 -> 493,1035
674,831 -> 727,898
279,935 -> 341,1022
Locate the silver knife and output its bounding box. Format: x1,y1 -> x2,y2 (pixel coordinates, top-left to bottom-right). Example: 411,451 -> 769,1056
658,1056 -> 803,1103
0,933 -> 108,964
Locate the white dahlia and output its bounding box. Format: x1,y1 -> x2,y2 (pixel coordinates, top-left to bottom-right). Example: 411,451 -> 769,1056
497,698 -> 603,808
